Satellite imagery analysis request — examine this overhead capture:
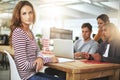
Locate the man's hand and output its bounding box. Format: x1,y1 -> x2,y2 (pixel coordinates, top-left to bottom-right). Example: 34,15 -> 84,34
34,57 -> 44,72
91,53 -> 101,61
82,52 -> 90,59
74,52 -> 82,58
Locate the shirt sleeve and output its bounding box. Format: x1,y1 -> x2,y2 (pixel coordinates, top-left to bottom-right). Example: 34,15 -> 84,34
73,40 -> 80,53
73,41 -> 77,53
101,57 -> 120,64
12,29 -> 35,71
96,42 -> 106,56
94,29 -> 102,41
36,45 -> 52,64
88,42 -> 99,54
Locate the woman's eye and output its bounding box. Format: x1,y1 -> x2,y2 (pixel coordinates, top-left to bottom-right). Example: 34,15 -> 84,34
29,11 -> 33,14
23,12 -> 26,15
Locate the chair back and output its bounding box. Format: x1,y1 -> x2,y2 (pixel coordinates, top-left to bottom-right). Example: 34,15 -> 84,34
4,50 -> 21,80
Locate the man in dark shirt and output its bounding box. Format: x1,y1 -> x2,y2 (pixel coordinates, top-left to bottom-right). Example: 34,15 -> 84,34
83,23 -> 120,63
95,39 -> 120,63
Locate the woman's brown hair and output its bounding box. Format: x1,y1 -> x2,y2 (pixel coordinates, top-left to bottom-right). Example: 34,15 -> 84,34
9,1 -> 36,46
97,14 -> 110,23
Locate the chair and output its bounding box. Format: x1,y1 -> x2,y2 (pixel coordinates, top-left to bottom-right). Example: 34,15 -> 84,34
4,50 -> 21,80
0,52 -> 8,69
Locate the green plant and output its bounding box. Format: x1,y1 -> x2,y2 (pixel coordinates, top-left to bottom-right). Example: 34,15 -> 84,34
36,34 -> 43,50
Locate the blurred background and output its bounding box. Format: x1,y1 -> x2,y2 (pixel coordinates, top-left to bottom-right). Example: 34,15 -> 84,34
0,0 -> 120,79
0,0 -> 119,40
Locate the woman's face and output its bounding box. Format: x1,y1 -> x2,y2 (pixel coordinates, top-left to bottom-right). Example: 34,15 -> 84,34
97,18 -> 105,29
102,26 -> 111,41
20,5 -> 33,25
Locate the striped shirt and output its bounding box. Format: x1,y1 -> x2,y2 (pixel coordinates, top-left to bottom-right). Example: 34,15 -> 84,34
12,28 -> 51,80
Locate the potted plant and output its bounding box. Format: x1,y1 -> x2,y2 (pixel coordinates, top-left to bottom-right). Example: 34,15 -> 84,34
36,34 -> 43,50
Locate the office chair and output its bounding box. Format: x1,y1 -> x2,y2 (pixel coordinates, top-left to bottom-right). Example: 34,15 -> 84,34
4,50 -> 21,80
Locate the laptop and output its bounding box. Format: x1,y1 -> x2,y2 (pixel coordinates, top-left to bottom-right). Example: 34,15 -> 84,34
53,39 -> 74,62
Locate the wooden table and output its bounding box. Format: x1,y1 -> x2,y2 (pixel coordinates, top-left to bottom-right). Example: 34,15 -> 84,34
46,60 -> 120,80
0,45 -> 14,55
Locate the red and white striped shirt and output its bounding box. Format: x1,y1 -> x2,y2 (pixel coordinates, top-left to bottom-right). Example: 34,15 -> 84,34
12,28 -> 51,80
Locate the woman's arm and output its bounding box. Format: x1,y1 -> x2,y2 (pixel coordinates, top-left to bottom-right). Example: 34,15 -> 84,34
94,29 -> 102,41
12,29 -> 35,71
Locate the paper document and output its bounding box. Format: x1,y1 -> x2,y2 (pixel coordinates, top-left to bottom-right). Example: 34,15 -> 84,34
58,58 -> 74,63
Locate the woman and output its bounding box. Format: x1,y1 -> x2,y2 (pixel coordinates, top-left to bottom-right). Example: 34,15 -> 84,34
94,14 -> 110,43
9,1 -> 64,80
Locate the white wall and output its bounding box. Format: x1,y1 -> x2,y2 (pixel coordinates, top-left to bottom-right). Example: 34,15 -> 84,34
63,18 -> 118,40
33,18 -> 118,40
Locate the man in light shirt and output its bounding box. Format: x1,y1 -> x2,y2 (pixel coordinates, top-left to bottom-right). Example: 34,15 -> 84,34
74,23 -> 99,58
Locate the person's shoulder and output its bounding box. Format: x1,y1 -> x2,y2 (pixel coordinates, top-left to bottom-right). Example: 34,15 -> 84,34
90,39 -> 98,44
74,39 -> 82,45
13,28 -> 25,37
75,39 -> 82,43
77,39 -> 82,41
99,41 -> 107,46
13,28 -> 24,34
14,27 -> 22,31
111,39 -> 120,45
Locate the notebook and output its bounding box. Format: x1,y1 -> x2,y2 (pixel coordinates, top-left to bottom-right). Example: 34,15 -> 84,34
53,39 -> 74,62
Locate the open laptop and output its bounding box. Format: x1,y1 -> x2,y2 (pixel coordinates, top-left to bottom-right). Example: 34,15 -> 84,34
53,39 -> 74,62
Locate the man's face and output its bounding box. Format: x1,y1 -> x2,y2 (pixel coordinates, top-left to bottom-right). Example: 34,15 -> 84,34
82,27 -> 91,41
102,26 -> 111,40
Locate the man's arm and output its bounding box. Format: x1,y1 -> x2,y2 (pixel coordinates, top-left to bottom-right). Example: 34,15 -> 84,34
101,57 -> 120,64
88,42 -> 99,54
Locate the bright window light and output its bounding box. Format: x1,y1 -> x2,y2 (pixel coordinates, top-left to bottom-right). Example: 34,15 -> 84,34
42,5 -> 63,19
81,0 -> 91,3
43,0 -> 80,3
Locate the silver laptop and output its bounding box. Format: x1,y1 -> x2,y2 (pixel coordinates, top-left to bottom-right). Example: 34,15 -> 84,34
53,39 -> 74,59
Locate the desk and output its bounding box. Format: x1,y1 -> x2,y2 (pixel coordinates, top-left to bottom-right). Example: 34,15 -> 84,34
46,60 -> 120,80
0,45 -> 14,55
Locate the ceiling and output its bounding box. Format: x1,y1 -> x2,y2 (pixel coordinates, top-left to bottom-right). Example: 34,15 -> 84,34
0,0 -> 119,19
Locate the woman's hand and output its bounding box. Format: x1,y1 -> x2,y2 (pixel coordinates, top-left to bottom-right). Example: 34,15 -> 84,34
51,56 -> 58,63
34,57 -> 44,72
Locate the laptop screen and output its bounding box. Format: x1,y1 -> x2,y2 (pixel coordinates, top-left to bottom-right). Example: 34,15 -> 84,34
53,39 -> 74,59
